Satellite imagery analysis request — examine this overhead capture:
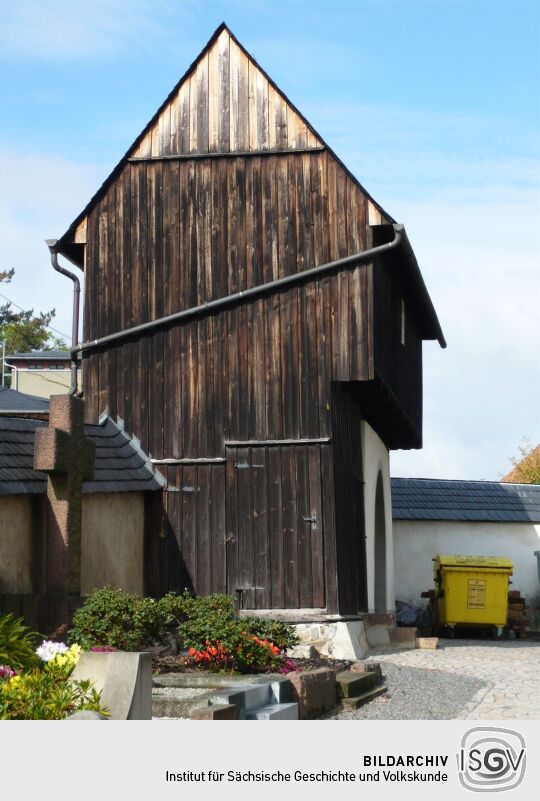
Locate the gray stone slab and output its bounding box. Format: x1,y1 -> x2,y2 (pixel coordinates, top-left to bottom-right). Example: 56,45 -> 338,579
71,652 -> 152,720
246,702 -> 298,720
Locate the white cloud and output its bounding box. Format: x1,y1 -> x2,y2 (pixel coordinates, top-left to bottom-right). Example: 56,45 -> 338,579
390,189 -> 540,480
0,0 -> 176,61
0,147 -> 108,338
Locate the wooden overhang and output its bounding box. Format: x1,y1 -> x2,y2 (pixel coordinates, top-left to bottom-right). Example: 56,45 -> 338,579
371,223 -> 446,348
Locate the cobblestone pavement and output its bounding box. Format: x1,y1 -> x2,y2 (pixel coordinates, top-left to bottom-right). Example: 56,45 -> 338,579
368,640 -> 540,719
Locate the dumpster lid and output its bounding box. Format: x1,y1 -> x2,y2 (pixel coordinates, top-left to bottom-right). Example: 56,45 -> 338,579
435,555 -> 513,569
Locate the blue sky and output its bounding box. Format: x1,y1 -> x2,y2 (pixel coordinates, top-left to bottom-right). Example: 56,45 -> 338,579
0,0 -> 539,480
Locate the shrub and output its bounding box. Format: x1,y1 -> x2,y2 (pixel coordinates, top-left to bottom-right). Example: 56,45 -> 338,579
68,588 -> 299,673
158,591 -> 235,628
0,614 -> 39,672
0,659 -> 106,720
187,623 -> 282,673
68,587 -> 167,651
242,617 -> 298,652
172,592 -> 298,673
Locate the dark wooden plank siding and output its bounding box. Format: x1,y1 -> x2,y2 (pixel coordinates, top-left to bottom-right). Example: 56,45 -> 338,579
67,23 -> 433,613
82,149 -> 377,611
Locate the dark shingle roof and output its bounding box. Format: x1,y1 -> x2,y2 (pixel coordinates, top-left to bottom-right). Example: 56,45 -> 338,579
8,350 -> 73,360
391,478 -> 540,523
0,387 -> 50,414
0,416 -> 164,496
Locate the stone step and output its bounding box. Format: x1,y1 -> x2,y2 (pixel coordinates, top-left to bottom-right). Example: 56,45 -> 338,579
341,685 -> 388,709
336,671 -> 377,698
208,678 -> 291,713
152,687 -> 217,719
246,702 -> 299,720
152,676 -> 298,720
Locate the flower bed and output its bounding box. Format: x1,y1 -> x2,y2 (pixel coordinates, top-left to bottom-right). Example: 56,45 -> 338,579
0,614 -> 107,720
70,588 -> 302,675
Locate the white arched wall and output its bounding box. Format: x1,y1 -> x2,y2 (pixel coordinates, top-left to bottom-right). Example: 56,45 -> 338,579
362,421 -> 394,613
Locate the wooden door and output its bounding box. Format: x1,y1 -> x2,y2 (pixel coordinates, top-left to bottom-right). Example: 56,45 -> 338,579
225,443 -> 325,610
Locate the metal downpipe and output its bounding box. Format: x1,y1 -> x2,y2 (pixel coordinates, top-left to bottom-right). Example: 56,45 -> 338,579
71,225 -> 404,357
45,238 -> 80,395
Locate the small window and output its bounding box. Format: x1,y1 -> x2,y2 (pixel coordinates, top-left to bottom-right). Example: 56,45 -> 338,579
28,364 -> 38,370
400,299 -> 406,346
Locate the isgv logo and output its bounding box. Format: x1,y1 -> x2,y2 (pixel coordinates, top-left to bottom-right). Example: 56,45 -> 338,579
457,727 -> 526,792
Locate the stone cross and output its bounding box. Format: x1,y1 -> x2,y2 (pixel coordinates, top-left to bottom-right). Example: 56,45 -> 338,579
34,395 -> 95,595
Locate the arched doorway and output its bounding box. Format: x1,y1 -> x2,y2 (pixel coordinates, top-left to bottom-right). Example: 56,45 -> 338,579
374,471 -> 387,612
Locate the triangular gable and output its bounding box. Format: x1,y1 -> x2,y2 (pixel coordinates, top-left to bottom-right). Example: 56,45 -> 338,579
58,23 -> 393,262
132,26 -> 322,159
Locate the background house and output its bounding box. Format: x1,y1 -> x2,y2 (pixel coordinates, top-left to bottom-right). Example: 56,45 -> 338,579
6,350 -> 81,399
392,478 -> 540,604
0,386 -> 49,418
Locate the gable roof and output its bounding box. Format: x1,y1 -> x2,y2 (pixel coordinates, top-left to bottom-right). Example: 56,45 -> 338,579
57,22 -> 393,265
0,387 -> 50,415
391,477 -> 540,523
0,416 -> 164,496
8,350 -> 72,361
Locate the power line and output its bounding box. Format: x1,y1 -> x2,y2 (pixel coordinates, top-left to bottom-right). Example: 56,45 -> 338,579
0,291 -> 71,341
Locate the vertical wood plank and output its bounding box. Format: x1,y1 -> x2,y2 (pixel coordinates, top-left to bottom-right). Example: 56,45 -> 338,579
308,446 -> 325,607
252,447 -> 269,608
190,53 -> 209,154
281,445 -> 298,607
236,447 -> 253,601
227,306 -> 239,442
211,465 -> 226,593
197,465 -> 211,595
182,465 -> 197,592
178,82 -> 190,154
347,179 -> 369,379
321,441 -> 338,613
268,85 -> 288,150
158,103 -> 171,156
296,445 -> 313,607
169,93 -> 179,154
197,318 -> 211,455
248,63 -> 269,151
267,445 -> 283,607
229,44 -> 249,151
209,31 -> 230,153
225,448 -> 238,596
287,105 -> 307,150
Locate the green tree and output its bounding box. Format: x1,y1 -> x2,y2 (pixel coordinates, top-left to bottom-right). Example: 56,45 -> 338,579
0,270 -> 67,354
1,270 -> 67,386
503,439 -> 540,485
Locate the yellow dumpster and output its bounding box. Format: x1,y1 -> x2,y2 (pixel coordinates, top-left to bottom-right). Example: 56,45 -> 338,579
434,555 -> 512,631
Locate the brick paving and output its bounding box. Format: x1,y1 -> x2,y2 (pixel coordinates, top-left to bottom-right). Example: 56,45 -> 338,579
369,640 -> 540,719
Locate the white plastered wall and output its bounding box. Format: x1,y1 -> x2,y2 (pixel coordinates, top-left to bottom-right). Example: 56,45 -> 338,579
362,421 -> 394,612
394,520 -> 540,605
15,370 -> 81,399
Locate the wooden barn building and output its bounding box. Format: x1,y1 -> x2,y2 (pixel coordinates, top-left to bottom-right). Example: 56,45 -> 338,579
52,24 -> 445,632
